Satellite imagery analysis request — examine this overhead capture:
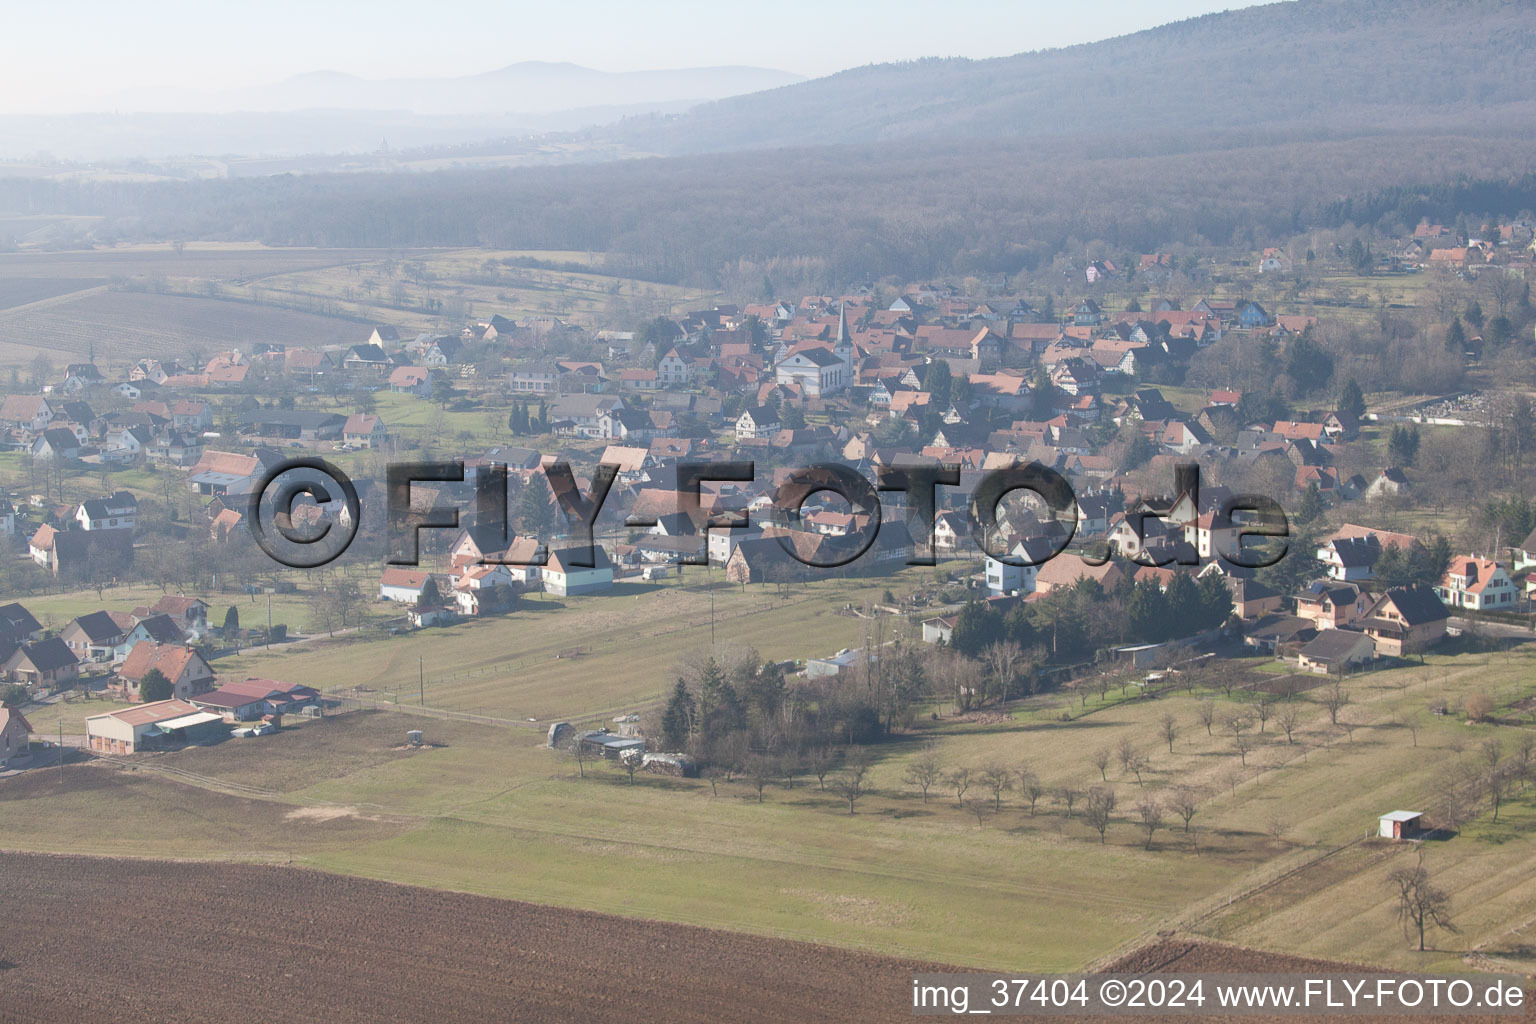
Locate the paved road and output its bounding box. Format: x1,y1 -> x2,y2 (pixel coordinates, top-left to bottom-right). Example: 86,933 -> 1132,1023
1449,616 -> 1534,641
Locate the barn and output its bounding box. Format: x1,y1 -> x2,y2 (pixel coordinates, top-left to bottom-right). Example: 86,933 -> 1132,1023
86,699 -> 225,754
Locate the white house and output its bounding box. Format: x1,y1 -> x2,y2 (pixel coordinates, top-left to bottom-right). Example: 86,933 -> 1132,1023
379,568 -> 433,603
983,537 -> 1054,596
76,491 -> 138,531
657,349 -> 694,386
1436,556 -> 1517,611
735,406 -> 780,441
542,546 -> 615,596
343,414 -> 387,448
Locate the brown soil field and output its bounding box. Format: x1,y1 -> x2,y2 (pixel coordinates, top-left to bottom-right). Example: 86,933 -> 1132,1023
0,851 -> 952,1024
2,851 -> 1529,1024
6,853 -> 1529,1024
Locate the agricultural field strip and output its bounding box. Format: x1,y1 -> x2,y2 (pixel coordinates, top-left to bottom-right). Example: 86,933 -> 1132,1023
74,753 -> 1174,913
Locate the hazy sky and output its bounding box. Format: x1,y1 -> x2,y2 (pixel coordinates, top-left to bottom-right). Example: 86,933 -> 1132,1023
3,0 -> 1275,114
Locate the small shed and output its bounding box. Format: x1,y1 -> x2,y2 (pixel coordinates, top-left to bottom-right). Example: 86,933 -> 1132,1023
1379,810 -> 1423,840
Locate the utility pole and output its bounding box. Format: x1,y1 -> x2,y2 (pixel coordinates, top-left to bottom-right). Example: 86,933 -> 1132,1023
57,718 -> 63,777
266,592 -> 272,649
419,656 -> 424,706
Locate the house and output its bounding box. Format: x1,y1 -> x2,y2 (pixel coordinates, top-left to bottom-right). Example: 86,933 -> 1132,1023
1072,299 -> 1103,327
0,603 -> 43,646
0,395 -> 54,431
186,449 -> 275,496
510,364 -> 560,394
724,537 -> 800,585
1236,302 -> 1273,328
1243,613 -> 1318,654
116,643 -> 215,702
32,427 -> 84,462
86,699 -> 224,754
379,568 -> 434,603
1516,527 -> 1536,574
657,348 -> 694,386
114,614 -> 187,662
60,610 -> 132,662
1033,551 -> 1130,594
134,596 -> 210,638
2,637 -> 79,688
28,527 -> 134,578
1297,629 -> 1375,674
1295,581 -> 1373,630
1316,536 -> 1384,582
1223,577 -> 1284,620
0,495 -> 14,536
1365,468 -> 1410,500
1358,584 -> 1449,657
388,366 -> 432,396
0,707 -> 33,764
170,399 -> 213,432
983,537 -> 1055,596
1436,556 -> 1517,611
453,566 -> 518,616
242,410 -> 347,441
735,406 -> 781,441
192,678 -> 321,721
343,414 -> 387,448
542,546 -> 615,596
75,491 -> 138,531
343,343 -> 392,373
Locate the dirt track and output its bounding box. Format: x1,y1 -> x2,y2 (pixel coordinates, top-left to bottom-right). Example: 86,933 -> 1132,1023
1,853 -> 1529,1024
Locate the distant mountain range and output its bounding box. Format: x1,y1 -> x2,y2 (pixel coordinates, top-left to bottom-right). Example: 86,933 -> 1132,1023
0,62 -> 805,163
5,0 -> 1534,170
579,0 -> 1536,156
112,62 -> 806,117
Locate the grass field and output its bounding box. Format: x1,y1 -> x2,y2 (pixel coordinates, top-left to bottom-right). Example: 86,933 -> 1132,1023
216,570 -> 935,719
8,576 -> 1536,973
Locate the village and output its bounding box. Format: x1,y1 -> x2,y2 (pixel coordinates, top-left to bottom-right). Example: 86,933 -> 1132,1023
0,220 -> 1530,799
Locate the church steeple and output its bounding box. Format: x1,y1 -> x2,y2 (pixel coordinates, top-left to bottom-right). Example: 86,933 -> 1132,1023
836,302 -> 848,343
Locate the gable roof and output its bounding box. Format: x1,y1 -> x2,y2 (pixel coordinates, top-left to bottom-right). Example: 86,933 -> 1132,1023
546,546 -> 615,575
1371,584 -> 1450,626
0,706 -> 34,737
9,636 -> 78,673
118,642 -> 205,683
69,610 -> 130,644
0,603 -> 42,644
131,614 -> 187,645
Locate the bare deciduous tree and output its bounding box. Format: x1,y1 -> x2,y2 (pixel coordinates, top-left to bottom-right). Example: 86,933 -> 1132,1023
1387,855 -> 1457,951
1018,767 -> 1045,816
979,761 -> 1014,811
947,766 -> 972,806
1277,706 -> 1301,744
1136,797 -> 1164,850
1198,700 -> 1216,736
1056,785 -> 1082,818
830,755 -> 871,815
1160,713 -> 1179,754
1168,786 -> 1199,832
1084,787 -> 1117,843
904,747 -> 943,803
1092,748 -> 1111,781
1323,682 -> 1350,725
